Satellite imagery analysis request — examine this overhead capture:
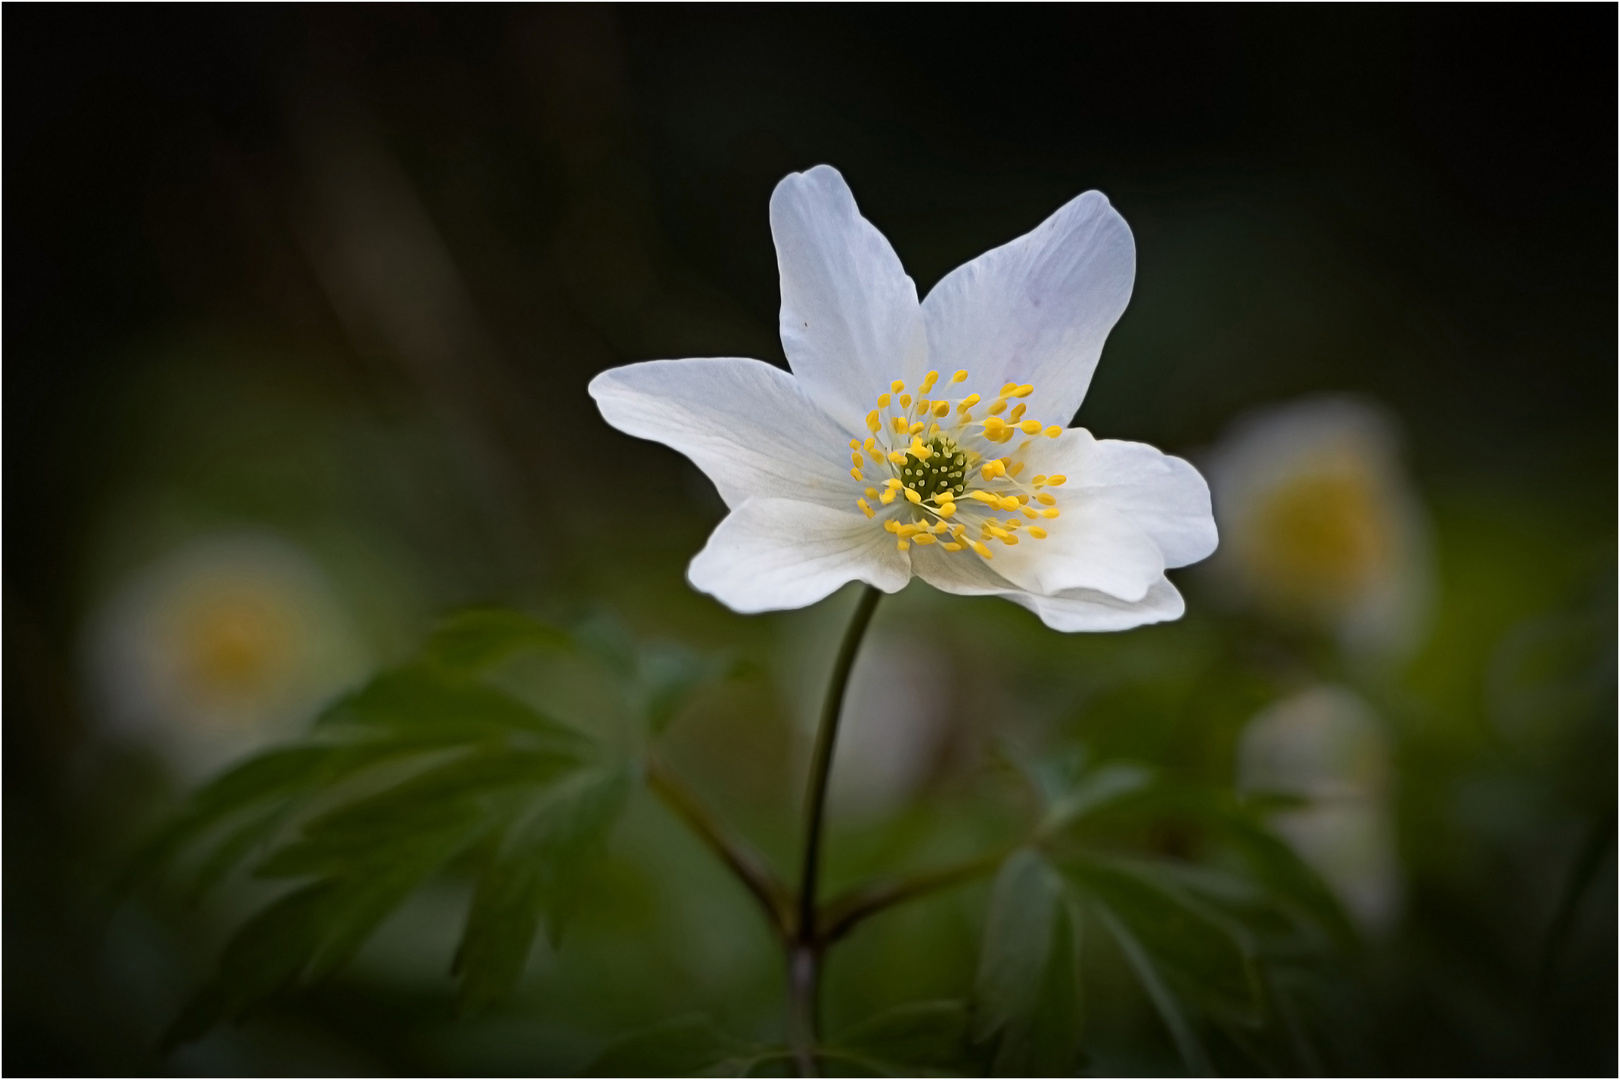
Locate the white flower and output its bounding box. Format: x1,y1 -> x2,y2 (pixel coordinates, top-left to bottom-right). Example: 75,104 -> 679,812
1237,685 -> 1402,933
590,166 -> 1216,632
1203,396 -> 1431,657
82,531 -> 368,779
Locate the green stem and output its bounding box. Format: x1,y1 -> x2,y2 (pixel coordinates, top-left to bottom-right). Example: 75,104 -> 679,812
816,848 -> 1009,945
789,584 -> 883,1075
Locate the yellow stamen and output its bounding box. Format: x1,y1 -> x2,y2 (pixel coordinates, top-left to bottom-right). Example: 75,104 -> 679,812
1009,403 -> 1027,422
1047,474 -> 1068,486
865,487 -> 879,499
891,379 -> 905,393
951,370 -> 969,382
999,382 -> 1018,397
897,538 -> 910,551
1022,506 -> 1039,519
900,394 -> 912,408
921,370 -> 939,391
942,542 -> 964,552
968,491 -> 1000,504
1032,474 -> 1047,486
1018,420 -> 1042,435
880,489 -> 897,505
884,520 -> 899,533
866,410 -> 881,433
852,452 -> 865,467
958,394 -> 981,411
1040,508 -> 1060,518
932,401 -> 950,417
998,496 -> 1021,511
848,439 -> 860,450
1009,462 -> 1025,477
1037,493 -> 1057,505
937,503 -> 957,519
878,393 -> 891,408
1028,526 -> 1048,539
914,533 -> 937,545
970,540 -> 992,559
892,416 -> 908,433
988,398 -> 1008,416
857,499 -> 875,518
886,478 -> 903,488
888,450 -> 907,464
904,487 -> 923,504
908,421 -> 925,434
1045,425 -> 1062,438
850,468 -> 863,480
1011,384 -> 1034,398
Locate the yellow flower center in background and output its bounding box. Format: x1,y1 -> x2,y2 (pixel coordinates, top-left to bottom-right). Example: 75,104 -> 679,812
1249,463 -> 1394,614
845,368 -> 1066,559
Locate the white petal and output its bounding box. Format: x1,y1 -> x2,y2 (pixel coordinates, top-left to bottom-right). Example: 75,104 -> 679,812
772,166 -> 928,431
688,497 -> 910,613
911,546 -> 1185,633
921,191 -> 1134,426
1024,428 -> 1217,569
1010,576 -> 1187,632
910,499 -> 1161,604
589,358 -> 854,510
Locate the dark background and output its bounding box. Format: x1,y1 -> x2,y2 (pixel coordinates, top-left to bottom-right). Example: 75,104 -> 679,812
6,5 -> 1614,1076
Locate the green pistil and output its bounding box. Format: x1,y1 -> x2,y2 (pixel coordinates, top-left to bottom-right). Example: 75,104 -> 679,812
901,436 -> 967,500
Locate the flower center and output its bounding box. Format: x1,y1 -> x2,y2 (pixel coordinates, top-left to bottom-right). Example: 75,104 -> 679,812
845,369 -> 1067,560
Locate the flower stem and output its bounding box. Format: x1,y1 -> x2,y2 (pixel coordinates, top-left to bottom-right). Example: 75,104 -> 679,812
790,583 -> 883,1075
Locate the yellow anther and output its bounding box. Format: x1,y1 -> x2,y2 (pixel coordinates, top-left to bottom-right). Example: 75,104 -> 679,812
932,520 -> 949,533
852,452 -> 865,468
886,478 -> 904,488
958,394 -> 981,411
857,499 -> 875,519
866,410 -> 881,433
884,520 -> 900,533
900,394 -> 912,409
1022,506 -> 1039,519
1037,493 -> 1056,505
887,451 -> 907,465
942,542 -> 964,552
1018,420 -> 1042,435
850,468 -> 863,480
892,416 -> 908,433
865,487 -> 879,499
849,439 -> 860,450
891,379 -> 905,393
932,401 -> 950,417
864,437 -> 878,453
1040,508 -> 1061,519
897,538 -> 910,552
951,369 -> 969,382
999,382 -> 1018,396
1045,425 -> 1062,438
904,487 -> 923,504
1009,462 -> 1025,477
896,522 -> 922,537
1047,474 -> 1068,486
1013,384 -> 1034,398
968,491 -> 1000,504
988,398 -> 1008,416
1009,403 -> 1027,422
931,489 -> 954,504
951,524 -> 967,539
1005,518 -> 1022,530
999,496 -> 1021,512
1032,474 -> 1047,486
908,421 -> 924,434
1002,534 -> 1020,545
880,489 -> 897,505
921,370 -> 939,391
937,503 -> 957,519
1028,526 -> 1048,539
928,422 -> 941,436
878,393 -> 891,408
982,414 -> 1006,430
913,533 -> 937,546
970,540 -> 992,559
989,526 -> 1011,539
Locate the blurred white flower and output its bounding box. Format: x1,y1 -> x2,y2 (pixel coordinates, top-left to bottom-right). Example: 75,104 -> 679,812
591,165 -> 1216,632
1238,684 -> 1402,934
1204,396 -> 1431,657
82,531 -> 368,779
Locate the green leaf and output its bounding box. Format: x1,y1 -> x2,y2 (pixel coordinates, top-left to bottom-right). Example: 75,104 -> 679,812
1041,762 -> 1155,835
323,665 -> 592,749
454,763 -> 633,1011
832,1000 -> 978,1076
1066,858 -> 1261,1023
420,608 -> 571,673
1091,901 -> 1214,1078
638,643 -> 729,735
971,850 -> 1083,1077
583,1016 -> 772,1077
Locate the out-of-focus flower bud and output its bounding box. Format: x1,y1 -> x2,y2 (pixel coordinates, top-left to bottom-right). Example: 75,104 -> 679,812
82,531 -> 368,780
1237,684 -> 1401,934
1204,396 -> 1432,659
